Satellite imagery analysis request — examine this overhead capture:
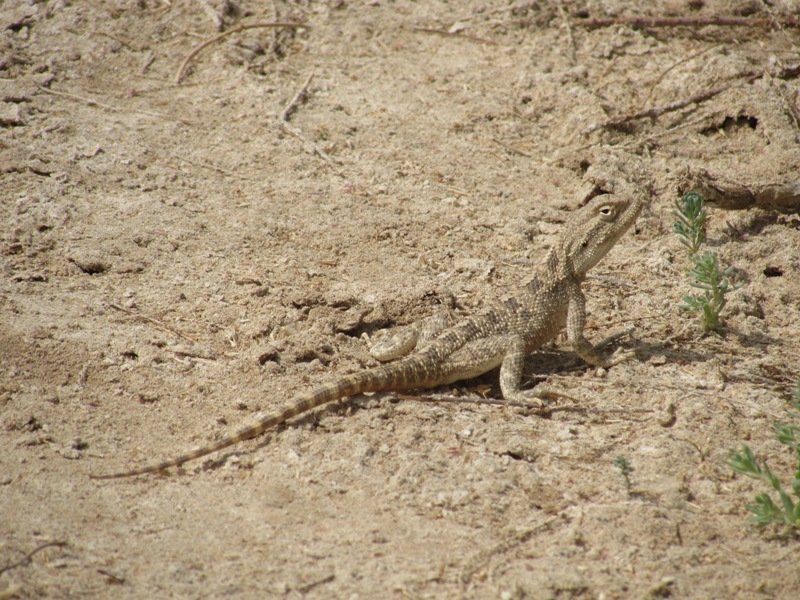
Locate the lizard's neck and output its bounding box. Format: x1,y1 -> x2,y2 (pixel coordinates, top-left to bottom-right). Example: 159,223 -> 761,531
546,243 -> 584,280
524,246 -> 581,292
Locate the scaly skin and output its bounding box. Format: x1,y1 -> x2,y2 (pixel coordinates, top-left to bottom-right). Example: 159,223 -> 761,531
91,178 -> 644,479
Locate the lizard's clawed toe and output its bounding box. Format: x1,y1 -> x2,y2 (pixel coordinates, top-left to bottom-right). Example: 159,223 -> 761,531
606,347 -> 636,366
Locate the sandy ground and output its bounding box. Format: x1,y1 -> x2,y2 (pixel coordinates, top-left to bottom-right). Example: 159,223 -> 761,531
2,1 -> 800,598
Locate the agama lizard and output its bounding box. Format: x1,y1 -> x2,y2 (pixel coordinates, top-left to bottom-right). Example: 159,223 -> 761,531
91,171 -> 645,479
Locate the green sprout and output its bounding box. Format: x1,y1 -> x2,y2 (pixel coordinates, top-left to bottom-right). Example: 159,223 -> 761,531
728,384 -> 800,529
681,251 -> 733,332
672,191 -> 706,256
673,191 -> 732,333
614,455 -> 634,493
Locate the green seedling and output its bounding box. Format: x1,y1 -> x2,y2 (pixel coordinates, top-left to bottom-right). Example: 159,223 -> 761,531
614,455 -> 634,493
672,191 -> 732,333
681,251 -> 733,332
728,384 -> 800,529
672,191 -> 706,256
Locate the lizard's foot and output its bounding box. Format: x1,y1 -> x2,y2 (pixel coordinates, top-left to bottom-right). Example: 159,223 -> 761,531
597,330 -> 637,367
596,326 -> 634,350
604,347 -> 635,367
574,328 -> 636,369
503,386 -> 576,409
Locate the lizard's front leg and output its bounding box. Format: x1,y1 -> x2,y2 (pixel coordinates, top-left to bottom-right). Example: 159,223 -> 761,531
566,285 -> 633,368
499,335 -> 549,408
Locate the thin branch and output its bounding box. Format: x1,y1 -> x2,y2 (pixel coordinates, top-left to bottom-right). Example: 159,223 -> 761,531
491,137 -> 533,158
37,86 -> 194,125
395,392 -> 654,415
396,392 -> 558,411
273,73 -> 342,175
582,71 -> 760,135
642,45 -> 719,108
619,111 -> 726,150
0,541 -> 67,576
108,303 -> 201,345
411,26 -> 496,46
175,22 -> 305,84
461,519 -> 557,584
583,61 -> 800,134
280,73 -> 313,122
277,121 -> 342,173
575,15 -> 800,30
296,573 -> 335,594
97,568 -> 126,584
680,168 -> 800,211
93,31 -> 135,51
174,155 -> 254,181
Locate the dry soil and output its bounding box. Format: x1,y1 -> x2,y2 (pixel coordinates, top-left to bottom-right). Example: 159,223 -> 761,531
2,1 -> 800,598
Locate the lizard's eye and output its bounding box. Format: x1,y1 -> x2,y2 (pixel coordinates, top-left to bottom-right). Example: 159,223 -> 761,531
598,205 -> 615,220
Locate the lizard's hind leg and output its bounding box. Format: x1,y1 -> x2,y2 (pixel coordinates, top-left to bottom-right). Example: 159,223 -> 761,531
369,310 -> 453,361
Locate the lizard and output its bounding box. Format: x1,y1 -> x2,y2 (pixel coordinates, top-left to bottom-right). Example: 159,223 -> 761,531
91,170 -> 646,479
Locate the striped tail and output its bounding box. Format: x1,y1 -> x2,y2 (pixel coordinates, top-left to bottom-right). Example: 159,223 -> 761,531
90,360 -> 426,479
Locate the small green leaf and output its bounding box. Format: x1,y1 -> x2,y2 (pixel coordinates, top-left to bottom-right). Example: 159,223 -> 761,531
775,424 -> 800,447
729,446 -> 760,477
748,493 -> 781,526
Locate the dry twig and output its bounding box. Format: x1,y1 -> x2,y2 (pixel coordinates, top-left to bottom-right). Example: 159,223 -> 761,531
582,71 -> 760,135
274,73 -> 343,174
278,121 -> 341,172
395,392 -> 654,416
411,26 -> 496,45
680,168 -> 800,211
491,137 -> 533,158
174,155 -> 254,181
616,112 -> 725,153
37,86 -> 194,125
280,74 -> 314,122
642,45 -> 719,107
584,62 -> 800,134
0,541 -> 67,576
575,15 -> 800,30
175,22 -> 305,84
108,303 -> 201,344
460,520 -> 557,584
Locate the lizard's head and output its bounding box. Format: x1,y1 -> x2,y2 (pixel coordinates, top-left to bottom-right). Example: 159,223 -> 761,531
561,189 -> 644,276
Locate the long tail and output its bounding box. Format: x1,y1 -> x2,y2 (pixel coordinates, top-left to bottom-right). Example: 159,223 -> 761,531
90,363 -> 417,480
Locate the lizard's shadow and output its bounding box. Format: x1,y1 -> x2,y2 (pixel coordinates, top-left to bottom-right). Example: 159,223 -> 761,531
194,339 -> 695,474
